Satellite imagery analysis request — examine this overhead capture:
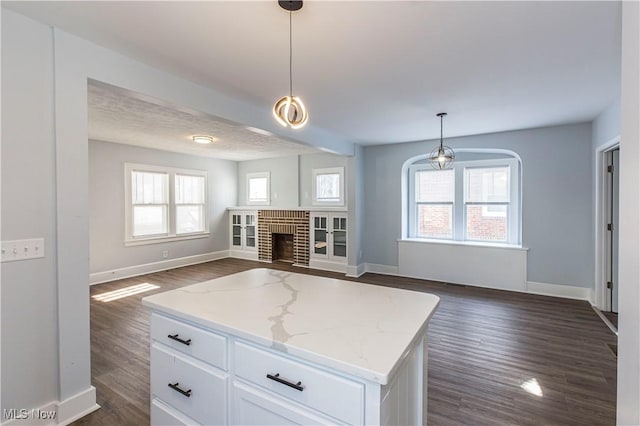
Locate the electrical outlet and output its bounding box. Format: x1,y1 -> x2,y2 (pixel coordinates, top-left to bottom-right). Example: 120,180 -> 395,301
1,238 -> 45,262
162,250 -> 169,258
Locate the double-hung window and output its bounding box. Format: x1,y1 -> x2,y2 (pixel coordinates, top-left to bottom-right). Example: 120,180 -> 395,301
125,163 -> 208,245
175,173 -> 206,235
464,166 -> 510,242
413,169 -> 454,238
409,158 -> 520,244
131,170 -> 169,237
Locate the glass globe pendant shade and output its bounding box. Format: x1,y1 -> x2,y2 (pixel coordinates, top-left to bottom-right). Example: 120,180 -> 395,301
428,144 -> 455,170
428,112 -> 455,169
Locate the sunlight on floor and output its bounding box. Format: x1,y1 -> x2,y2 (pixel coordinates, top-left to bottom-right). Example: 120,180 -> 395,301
520,378 -> 543,397
92,282 -> 160,302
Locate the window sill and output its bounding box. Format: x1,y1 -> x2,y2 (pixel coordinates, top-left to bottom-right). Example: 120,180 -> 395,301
398,238 -> 527,251
125,232 -> 210,247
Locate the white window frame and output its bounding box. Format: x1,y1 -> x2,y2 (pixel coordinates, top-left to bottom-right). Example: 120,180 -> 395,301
124,163 -> 209,246
246,171 -> 270,206
408,158 -> 520,245
312,167 -> 345,206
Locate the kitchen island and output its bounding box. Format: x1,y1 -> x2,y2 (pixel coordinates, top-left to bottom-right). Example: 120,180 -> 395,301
142,268 -> 439,425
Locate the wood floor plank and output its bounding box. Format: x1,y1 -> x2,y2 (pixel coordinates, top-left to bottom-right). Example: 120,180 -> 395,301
73,258 -> 617,425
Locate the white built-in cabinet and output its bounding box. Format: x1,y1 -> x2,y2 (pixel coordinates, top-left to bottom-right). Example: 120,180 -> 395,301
310,212 -> 347,273
229,211 -> 258,260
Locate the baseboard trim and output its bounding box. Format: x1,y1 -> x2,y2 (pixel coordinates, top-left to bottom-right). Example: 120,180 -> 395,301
2,387 -> 99,426
364,263 -> 399,276
345,263 -> 366,277
308,259 -> 347,274
90,250 -> 229,284
228,250 -> 259,261
526,281 -> 593,301
57,386 -> 99,426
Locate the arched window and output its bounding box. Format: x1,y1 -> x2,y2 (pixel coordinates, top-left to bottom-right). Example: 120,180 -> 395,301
403,150 -> 522,245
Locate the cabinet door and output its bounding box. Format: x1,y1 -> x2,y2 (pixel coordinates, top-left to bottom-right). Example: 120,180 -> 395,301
151,398 -> 199,426
232,382 -> 342,426
312,215 -> 329,257
244,213 -> 256,250
332,216 -> 347,259
231,214 -> 242,248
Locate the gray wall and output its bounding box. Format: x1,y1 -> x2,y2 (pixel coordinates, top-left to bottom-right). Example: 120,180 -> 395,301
1,9 -> 59,413
89,140 -> 237,274
348,145 -> 365,268
299,154 -> 349,208
592,96 -> 621,149
363,123 -> 594,288
237,156 -> 299,207
236,153 -> 350,209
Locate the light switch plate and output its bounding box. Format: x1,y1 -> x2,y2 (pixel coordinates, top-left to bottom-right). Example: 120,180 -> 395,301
1,238 -> 45,262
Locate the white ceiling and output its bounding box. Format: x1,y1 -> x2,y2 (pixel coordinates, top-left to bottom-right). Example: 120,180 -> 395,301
5,1 -> 621,155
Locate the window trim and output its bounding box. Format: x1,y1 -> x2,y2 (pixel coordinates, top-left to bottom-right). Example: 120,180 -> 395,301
408,158 -> 520,245
124,163 -> 209,246
246,171 -> 271,206
312,166 -> 345,206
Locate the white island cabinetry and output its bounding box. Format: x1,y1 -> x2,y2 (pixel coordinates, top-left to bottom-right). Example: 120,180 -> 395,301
143,269 -> 439,425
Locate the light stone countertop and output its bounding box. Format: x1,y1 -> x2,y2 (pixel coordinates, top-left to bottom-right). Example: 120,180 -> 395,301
142,268 -> 440,385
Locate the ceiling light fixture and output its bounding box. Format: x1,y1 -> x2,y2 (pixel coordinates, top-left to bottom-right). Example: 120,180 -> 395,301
428,112 -> 455,169
192,135 -> 213,144
273,0 -> 308,130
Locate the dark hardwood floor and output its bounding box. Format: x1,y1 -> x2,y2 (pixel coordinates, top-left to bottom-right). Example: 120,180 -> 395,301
74,258 -> 617,425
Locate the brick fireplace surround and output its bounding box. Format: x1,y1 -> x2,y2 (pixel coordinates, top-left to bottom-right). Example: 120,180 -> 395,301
258,210 -> 310,266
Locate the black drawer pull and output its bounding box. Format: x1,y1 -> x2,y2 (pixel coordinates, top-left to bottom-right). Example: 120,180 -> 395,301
168,382 -> 192,397
266,373 -> 304,392
167,334 -> 192,346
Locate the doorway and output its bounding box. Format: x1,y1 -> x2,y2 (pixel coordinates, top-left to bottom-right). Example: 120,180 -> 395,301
604,147 -> 620,314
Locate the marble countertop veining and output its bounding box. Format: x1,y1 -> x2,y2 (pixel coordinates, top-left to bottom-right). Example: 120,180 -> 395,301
142,268 -> 439,385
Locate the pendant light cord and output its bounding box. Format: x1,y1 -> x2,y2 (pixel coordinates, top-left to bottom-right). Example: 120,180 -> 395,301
440,114 -> 444,148
289,10 -> 293,97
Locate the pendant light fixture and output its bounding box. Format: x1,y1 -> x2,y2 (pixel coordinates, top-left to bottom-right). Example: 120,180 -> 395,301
428,112 -> 455,170
273,0 -> 308,129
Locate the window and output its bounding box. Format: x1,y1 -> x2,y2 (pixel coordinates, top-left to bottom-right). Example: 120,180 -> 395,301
312,167 -> 344,206
414,169 -> 454,238
125,163 -> 208,245
247,172 -> 270,205
465,166 -> 509,242
409,158 -> 519,244
175,174 -> 206,235
131,171 -> 169,237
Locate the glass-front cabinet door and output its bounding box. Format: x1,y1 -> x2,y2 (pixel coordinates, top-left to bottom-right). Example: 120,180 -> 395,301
310,213 -> 347,263
332,216 -> 347,258
245,213 -> 256,248
230,211 -> 258,252
313,216 -> 328,256
232,213 -> 242,248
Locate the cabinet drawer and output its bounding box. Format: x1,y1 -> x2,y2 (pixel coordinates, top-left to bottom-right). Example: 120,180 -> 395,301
151,313 -> 227,370
151,344 -> 227,425
232,381 -> 345,425
151,398 -> 199,426
233,342 -> 363,425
